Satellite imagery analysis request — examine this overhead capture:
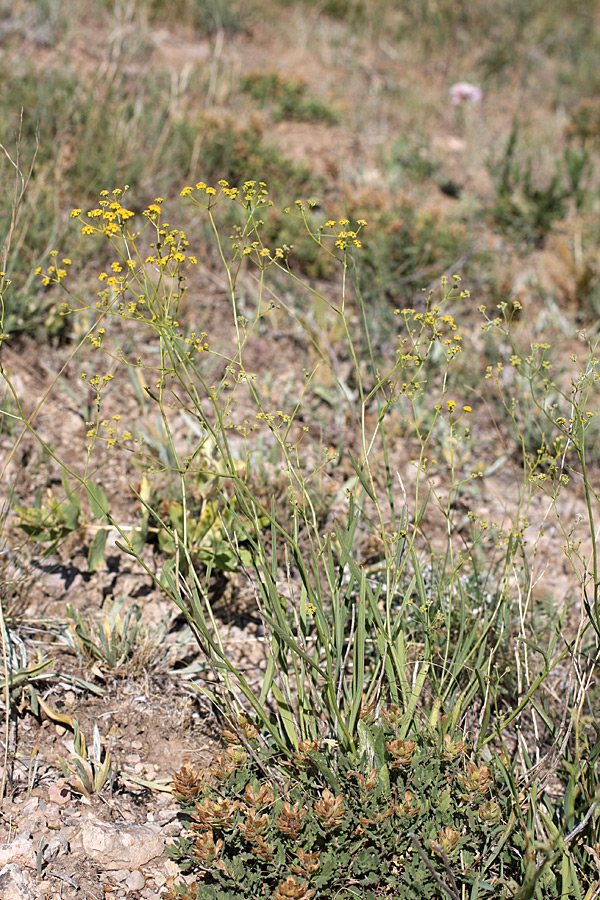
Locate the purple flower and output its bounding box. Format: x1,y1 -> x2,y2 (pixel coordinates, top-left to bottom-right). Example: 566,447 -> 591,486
450,82 -> 483,106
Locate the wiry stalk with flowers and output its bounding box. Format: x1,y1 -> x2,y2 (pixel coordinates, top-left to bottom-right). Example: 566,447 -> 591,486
2,178 -> 599,898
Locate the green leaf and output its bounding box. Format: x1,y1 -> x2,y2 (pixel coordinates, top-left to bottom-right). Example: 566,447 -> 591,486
347,450 -> 377,502
160,558 -> 178,593
438,786 -> 451,813
358,721 -> 390,797
62,500 -> 81,532
87,528 -> 108,572
115,539 -> 137,556
61,470 -> 81,508
86,481 -> 109,521
128,516 -> 148,555
271,682 -> 298,749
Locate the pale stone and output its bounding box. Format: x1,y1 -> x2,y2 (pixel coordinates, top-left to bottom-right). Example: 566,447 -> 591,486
0,836 -> 36,868
126,870 -> 146,891
0,864 -> 36,900
78,820 -> 164,870
112,869 -> 130,883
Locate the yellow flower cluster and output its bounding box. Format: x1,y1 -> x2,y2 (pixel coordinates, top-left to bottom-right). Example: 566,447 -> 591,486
144,225 -> 197,273
79,373 -> 133,450
433,399 -> 473,418
180,179 -> 271,211
241,241 -> 285,266
72,188 -> 135,238
142,198 -> 164,220
395,307 -> 463,358
183,330 -> 210,354
88,412 -> 133,450
35,251 -> 73,287
256,409 -> 292,425
321,216 -> 367,250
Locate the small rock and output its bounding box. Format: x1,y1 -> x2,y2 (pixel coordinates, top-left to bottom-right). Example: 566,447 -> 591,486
47,779 -> 71,807
111,869 -> 130,883
163,860 -> 180,878
42,834 -> 69,863
156,810 -> 177,825
120,810 -> 137,822
43,803 -> 62,824
0,836 -> 36,868
60,807 -> 81,818
77,820 -> 164,869
0,864 -> 36,900
126,870 -> 146,891
20,798 -> 40,817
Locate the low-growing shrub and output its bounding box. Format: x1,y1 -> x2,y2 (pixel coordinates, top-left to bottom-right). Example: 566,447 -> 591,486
166,720 -> 517,900
242,72 -> 340,125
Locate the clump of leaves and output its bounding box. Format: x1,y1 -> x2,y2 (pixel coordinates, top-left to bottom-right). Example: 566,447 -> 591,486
166,712 -> 521,900
242,72 -> 339,125
14,473 -> 110,571
63,598 -> 143,671
146,0 -> 245,34
192,117 -> 316,200
57,721 -> 113,799
565,96 -> 600,147
137,442 -> 262,578
488,119 -> 594,244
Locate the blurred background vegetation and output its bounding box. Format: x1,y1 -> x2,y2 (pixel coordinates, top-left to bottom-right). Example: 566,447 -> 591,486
2,0 -> 600,342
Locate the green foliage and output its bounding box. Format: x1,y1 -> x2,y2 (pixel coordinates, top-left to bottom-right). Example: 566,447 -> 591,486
57,722 -> 113,799
488,120 -> 595,244
2,3 -> 600,890
13,474 -> 110,571
155,478 -> 259,576
166,723 -> 518,899
14,489 -> 81,553
0,620 -> 103,715
123,443 -> 260,575
189,118 -> 317,199
0,624 -> 55,706
242,72 -> 340,125
282,0 -> 386,28
480,299 -> 600,625
3,176 -> 600,899
382,133 -> 445,190
64,598 -> 143,671
145,0 -> 245,33
0,50 -> 315,338
353,203 -> 465,309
